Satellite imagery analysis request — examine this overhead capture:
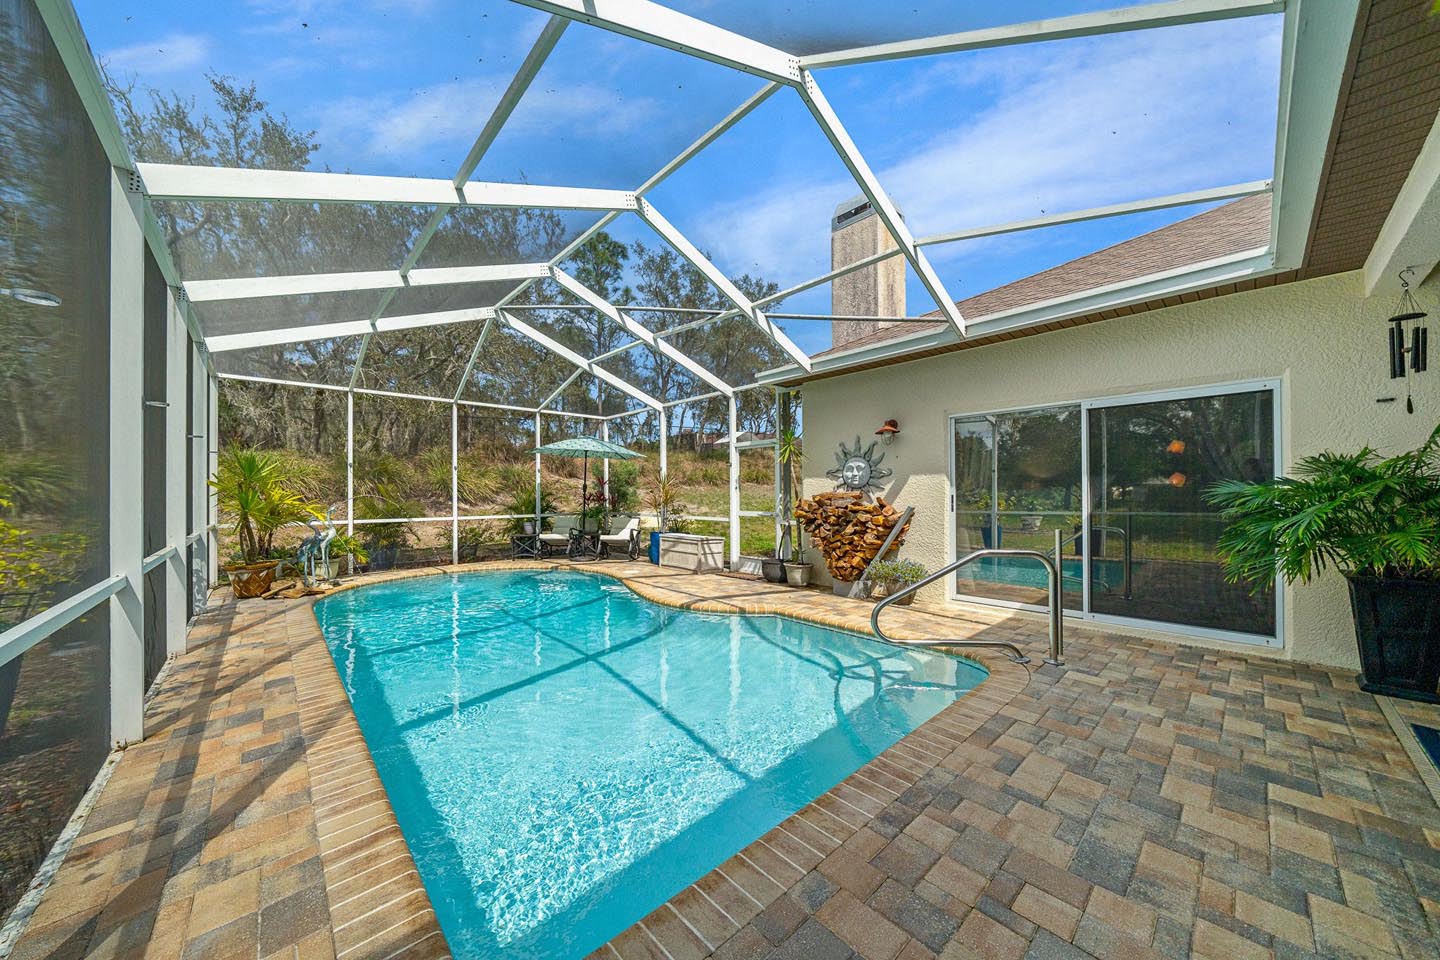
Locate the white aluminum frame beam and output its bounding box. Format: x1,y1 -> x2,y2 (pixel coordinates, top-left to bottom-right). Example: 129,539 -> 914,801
796,72 -> 966,336
917,180 -> 1273,247
499,311 -> 663,410
1364,108 -> 1440,297
507,0 -> 800,84
185,264 -> 551,303
205,307 -> 494,353
550,267 -> 734,395
136,163 -> 638,211
637,199 -> 812,371
800,0 -> 1285,68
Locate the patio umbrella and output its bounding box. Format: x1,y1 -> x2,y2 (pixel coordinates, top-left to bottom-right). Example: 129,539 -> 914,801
529,436 -> 645,532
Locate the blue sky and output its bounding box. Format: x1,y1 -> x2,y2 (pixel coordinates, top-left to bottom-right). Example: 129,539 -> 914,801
76,0 -> 1282,355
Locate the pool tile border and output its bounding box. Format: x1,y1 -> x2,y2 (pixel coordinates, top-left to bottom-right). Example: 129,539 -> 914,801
312,561 -> 1035,960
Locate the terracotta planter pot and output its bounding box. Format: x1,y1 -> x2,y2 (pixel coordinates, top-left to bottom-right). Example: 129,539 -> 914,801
225,560 -> 280,599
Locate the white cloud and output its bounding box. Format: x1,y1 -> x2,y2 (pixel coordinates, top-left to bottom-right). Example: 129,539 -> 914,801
322,76 -> 663,167
680,18 -> 1282,289
103,33 -> 212,75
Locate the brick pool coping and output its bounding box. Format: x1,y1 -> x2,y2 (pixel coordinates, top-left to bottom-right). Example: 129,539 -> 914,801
10,560 -> 1440,960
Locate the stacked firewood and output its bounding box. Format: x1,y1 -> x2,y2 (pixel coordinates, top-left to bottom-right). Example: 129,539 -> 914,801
794,491 -> 910,582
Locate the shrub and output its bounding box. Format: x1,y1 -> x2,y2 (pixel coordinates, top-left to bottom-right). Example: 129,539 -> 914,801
867,558 -> 928,586
0,452 -> 72,517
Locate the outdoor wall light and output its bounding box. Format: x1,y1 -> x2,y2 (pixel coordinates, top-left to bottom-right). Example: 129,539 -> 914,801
1168,472 -> 1187,487
0,286 -> 61,307
1166,439 -> 1186,455
875,419 -> 900,445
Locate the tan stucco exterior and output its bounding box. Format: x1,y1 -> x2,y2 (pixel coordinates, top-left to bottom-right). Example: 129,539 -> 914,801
799,269 -> 1440,669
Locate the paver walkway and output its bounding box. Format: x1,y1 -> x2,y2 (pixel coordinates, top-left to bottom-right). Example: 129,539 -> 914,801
7,562 -> 1439,960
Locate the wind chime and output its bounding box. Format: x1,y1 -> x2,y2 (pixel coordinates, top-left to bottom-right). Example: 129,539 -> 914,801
1387,268 -> 1428,414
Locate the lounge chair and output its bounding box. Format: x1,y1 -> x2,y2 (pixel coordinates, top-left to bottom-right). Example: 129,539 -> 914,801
598,516 -> 641,560
537,516 -> 579,558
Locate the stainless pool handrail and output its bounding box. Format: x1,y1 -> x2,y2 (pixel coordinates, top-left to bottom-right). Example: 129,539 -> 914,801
870,530 -> 1064,667
1057,523 -> 1133,601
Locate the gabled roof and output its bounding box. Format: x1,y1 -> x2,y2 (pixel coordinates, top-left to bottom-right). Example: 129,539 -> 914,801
814,194 -> 1271,359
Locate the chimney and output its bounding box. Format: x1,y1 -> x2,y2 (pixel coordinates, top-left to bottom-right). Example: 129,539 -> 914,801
830,196 -> 905,349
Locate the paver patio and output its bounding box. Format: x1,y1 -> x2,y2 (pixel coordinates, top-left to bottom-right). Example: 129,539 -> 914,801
9,562 -> 1440,960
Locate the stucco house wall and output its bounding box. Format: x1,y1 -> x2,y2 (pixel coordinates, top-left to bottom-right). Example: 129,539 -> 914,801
797,269 -> 1440,669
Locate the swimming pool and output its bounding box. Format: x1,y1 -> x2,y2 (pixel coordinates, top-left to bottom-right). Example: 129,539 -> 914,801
314,570 -> 986,959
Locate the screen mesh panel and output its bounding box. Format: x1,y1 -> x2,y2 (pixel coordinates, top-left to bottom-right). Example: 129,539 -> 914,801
660,0 -> 1157,57
0,0 -> 113,921
474,22 -> 758,190
415,206 -> 605,270
190,290 -> 387,338
212,336 -> 365,386
358,324 -> 483,396
151,200 -> 432,282
826,18 -> 1281,239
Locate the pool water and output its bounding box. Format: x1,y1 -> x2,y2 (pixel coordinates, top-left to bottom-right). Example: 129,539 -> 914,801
314,570 -> 986,959
958,556 -> 1125,592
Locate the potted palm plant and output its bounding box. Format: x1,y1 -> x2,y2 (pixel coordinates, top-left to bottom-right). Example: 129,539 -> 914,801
1207,424 -> 1440,703
211,448 -> 315,598
355,484 -> 421,571
777,425 -> 811,587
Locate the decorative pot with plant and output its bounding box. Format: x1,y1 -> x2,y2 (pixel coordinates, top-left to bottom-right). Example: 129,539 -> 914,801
1207,424 -> 1440,703
777,422 -> 812,587
211,448 -> 316,598
355,484 -> 421,571
761,555 -> 786,583
505,482 -> 556,537
867,558 -> 928,605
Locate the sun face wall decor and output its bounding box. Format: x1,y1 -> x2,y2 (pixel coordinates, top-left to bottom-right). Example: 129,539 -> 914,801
827,436 -> 894,496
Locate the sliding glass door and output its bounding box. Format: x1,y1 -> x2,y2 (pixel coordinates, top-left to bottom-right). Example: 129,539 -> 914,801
953,405 -> 1082,612
951,382 -> 1278,643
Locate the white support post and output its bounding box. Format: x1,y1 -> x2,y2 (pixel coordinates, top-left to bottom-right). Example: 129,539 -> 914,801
109,168 -> 145,747
190,343 -> 207,616
345,391 -> 355,573
796,71 -> 966,336
207,374 -> 218,586
534,415 -> 543,533
451,403 -> 460,566
773,387 -> 782,553
601,420 -> 611,489
728,394 -> 741,567
658,409 -> 668,487
164,288 -> 187,657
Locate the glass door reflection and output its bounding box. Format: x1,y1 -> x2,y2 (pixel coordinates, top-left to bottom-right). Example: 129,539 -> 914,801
953,406 -> 1082,611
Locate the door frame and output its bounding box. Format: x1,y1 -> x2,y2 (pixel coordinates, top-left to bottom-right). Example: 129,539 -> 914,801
947,377 -> 1284,648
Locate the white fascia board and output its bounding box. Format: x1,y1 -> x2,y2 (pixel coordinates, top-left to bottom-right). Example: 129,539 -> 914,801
795,73 -> 966,337
206,307 -> 494,353
549,268 -> 734,395
801,0 -> 1284,68
506,0 -> 800,84
1270,0 -> 1364,271
1364,110 -> 1440,297
636,199 -> 813,372
184,263 -> 552,303
763,247 -> 1275,381
917,181 -> 1274,247
136,163 -> 637,211
499,311 -> 663,410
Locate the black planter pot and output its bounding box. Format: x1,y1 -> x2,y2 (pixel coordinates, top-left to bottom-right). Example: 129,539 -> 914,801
761,558 -> 786,583
1347,575 -> 1440,703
